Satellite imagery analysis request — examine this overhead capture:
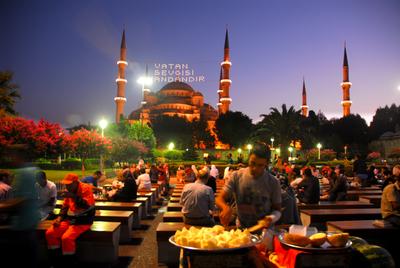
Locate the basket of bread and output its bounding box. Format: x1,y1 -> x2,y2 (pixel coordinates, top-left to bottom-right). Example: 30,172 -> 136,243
169,225 -> 263,251
278,225 -> 351,252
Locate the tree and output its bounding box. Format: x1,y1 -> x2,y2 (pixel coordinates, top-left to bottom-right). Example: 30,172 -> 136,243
0,71 -> 20,116
215,111 -> 253,148
151,115 -> 193,149
369,104 -> 400,141
254,104 -> 301,160
63,128 -> 111,173
191,118 -> 215,149
127,122 -> 156,150
109,137 -> 148,166
0,116 -> 66,159
332,114 -> 369,155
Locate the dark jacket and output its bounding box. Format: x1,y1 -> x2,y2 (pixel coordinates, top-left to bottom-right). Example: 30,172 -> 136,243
112,177 -> 137,202
297,175 -> 320,204
329,174 -> 348,201
206,176 -> 217,193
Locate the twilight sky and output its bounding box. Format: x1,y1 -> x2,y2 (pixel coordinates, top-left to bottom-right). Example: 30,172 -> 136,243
1,0 -> 400,127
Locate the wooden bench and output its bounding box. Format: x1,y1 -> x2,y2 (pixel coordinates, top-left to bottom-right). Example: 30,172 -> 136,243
137,192 -> 154,213
300,208 -> 381,228
171,193 -> 182,198
297,201 -> 375,210
359,195 -> 381,207
169,197 -> 180,203
167,202 -> 182,212
0,220 -> 121,264
346,190 -> 382,201
156,222 -> 187,267
163,211 -> 219,223
132,197 -> 151,218
52,208 -> 132,243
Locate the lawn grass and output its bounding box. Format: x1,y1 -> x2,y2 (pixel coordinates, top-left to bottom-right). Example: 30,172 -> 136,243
5,168 -> 116,182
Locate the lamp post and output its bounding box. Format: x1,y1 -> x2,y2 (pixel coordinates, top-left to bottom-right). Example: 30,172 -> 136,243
270,137 -> 275,149
288,147 -> 293,162
344,145 -> 348,160
168,142 -> 175,151
246,144 -> 253,157
317,143 -> 322,160
99,119 -> 108,174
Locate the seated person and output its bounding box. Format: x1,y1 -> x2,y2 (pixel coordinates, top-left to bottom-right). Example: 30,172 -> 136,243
35,171 -> 57,220
297,168 -> 320,204
110,170 -> 137,202
176,165 -> 186,183
328,165 -> 348,201
81,170 -> 103,191
381,165 -> 400,226
180,168 -> 215,227
136,168 -> 151,191
46,173 -> 95,265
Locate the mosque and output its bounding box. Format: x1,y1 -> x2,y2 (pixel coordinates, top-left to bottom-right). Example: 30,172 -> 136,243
113,30 -> 232,128
113,29 -> 352,148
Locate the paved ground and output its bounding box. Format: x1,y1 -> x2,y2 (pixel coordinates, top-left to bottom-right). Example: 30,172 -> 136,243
115,180 -> 176,268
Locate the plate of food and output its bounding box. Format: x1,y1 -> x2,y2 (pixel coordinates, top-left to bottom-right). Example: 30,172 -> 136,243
169,225 -> 263,252
278,231 -> 352,252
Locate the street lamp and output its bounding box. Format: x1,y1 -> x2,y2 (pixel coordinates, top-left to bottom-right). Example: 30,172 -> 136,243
246,144 -> 252,156
270,137 -> 275,148
168,142 -> 175,150
344,145 -> 348,160
317,143 -> 322,160
237,148 -> 242,154
99,119 -> 108,174
288,147 -> 293,161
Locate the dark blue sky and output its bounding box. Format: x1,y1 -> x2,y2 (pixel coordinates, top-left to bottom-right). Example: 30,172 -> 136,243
1,0 -> 399,127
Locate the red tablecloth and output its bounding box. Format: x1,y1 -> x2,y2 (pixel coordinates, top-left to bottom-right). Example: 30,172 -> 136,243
273,236 -> 307,268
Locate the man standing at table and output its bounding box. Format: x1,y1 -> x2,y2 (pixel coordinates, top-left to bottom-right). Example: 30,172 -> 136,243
216,142 -> 282,229
46,173 -> 95,265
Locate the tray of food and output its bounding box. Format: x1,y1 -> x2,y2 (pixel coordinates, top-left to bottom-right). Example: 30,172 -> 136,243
278,230 -> 352,252
169,225 -> 263,252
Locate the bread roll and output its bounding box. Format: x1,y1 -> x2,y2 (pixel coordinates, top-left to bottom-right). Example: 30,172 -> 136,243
327,233 -> 349,247
309,233 -> 327,247
283,233 -> 311,247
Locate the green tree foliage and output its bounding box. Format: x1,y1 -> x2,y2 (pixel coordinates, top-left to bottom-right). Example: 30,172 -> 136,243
151,115 -> 194,149
127,122 -> 156,149
331,114 -> 369,155
254,104 -> 300,160
215,111 -> 253,148
369,104 -> 400,141
191,118 -> 215,148
109,137 -> 149,166
0,71 -> 20,116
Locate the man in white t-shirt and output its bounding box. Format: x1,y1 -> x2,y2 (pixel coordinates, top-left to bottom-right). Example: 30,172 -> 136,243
136,168 -> 151,190
36,171 -> 57,220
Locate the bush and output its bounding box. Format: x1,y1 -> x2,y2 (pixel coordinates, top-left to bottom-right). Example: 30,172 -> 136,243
62,158 -> 82,170
164,150 -> 183,160
183,149 -> 199,161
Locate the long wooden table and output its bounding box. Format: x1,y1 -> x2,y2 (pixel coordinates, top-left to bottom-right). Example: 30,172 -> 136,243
346,190 -> 382,200
53,208 -> 133,243
300,208 -> 381,227
56,200 -> 143,228
297,201 -> 374,210
359,195 -> 381,207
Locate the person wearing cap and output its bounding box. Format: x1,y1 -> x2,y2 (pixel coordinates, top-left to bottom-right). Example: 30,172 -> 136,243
45,173 -> 95,264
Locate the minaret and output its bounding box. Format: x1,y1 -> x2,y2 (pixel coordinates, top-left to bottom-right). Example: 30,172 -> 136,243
219,29 -> 232,114
217,67 -> 223,113
341,43 -> 352,117
141,64 -> 151,106
301,78 -> 309,117
114,29 -> 128,123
